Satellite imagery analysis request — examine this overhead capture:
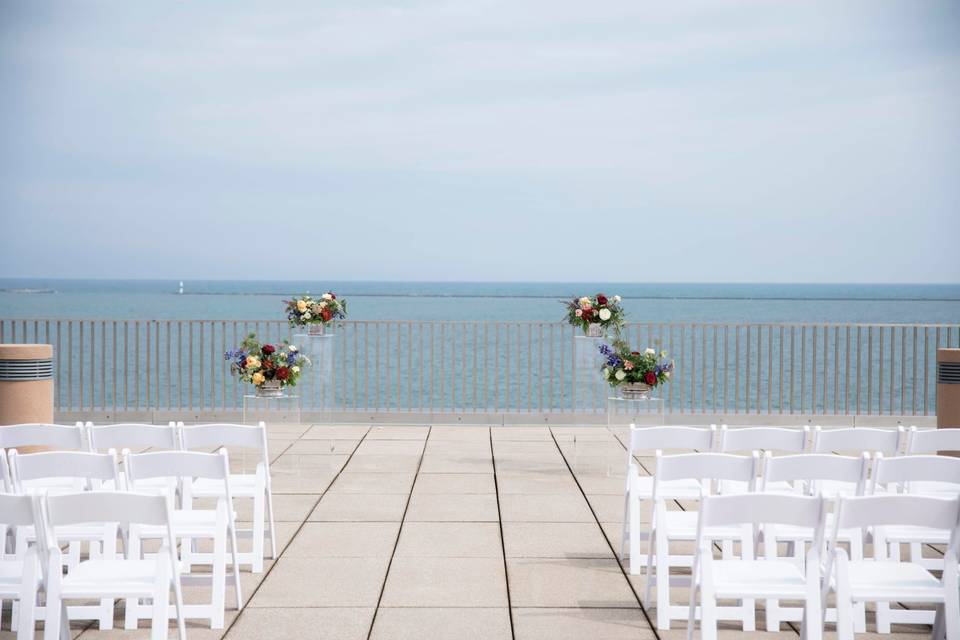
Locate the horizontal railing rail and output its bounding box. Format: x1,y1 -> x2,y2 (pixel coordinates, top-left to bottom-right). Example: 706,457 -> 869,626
1,319 -> 957,417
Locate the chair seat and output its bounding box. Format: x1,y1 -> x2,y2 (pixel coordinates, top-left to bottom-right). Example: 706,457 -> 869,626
60,559 -> 165,597
19,522 -> 115,542
878,524 -> 950,544
814,479 -> 862,498
135,509 -> 220,538
711,560 -> 808,598
845,561 -> 945,601
191,474 -> 258,498
769,514 -> 859,542
907,481 -> 960,499
661,511 -> 746,540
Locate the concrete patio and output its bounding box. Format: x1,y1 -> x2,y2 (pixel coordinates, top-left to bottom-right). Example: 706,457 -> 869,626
4,424 -> 937,640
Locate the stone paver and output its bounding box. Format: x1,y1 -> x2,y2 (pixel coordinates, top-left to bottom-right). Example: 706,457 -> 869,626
53,423 -> 932,640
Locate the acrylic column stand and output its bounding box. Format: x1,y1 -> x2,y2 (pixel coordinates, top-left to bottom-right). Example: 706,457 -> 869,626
242,393 -> 301,425
573,334 -> 607,413
293,332 -> 336,423
606,394 -> 665,428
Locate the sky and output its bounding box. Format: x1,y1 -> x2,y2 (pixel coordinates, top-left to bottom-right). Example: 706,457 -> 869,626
0,1 -> 958,283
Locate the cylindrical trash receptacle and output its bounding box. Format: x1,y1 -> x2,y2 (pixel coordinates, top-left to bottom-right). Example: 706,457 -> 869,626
936,348 -> 960,456
0,343 -> 54,427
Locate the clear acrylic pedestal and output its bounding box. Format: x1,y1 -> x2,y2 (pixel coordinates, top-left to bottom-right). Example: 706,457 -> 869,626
606,395 -> 665,428
293,333 -> 336,423
573,334 -> 607,412
242,394 -> 301,425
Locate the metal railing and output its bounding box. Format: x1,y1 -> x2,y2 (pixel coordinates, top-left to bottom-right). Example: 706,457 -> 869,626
1,319 -> 957,417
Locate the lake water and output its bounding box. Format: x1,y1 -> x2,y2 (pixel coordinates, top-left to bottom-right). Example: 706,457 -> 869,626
2,279 -> 959,323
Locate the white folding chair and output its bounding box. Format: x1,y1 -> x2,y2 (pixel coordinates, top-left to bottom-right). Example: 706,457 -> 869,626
8,450 -> 122,629
825,494 -> 960,640
645,451 -> 759,631
0,494 -> 42,640
621,425 -> 717,575
179,422 -> 277,572
37,491 -> 186,640
124,449 -> 242,629
718,425 -> 809,497
761,452 -> 870,632
869,454 -> 960,631
0,424 -> 85,454
689,493 -> 826,640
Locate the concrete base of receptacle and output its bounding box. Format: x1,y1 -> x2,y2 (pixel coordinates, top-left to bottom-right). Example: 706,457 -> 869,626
0,343 -> 54,452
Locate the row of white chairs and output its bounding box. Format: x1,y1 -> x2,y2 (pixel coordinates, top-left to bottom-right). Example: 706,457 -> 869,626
687,489 -> 959,640
2,489 -> 188,640
0,421 -> 277,573
618,424 -> 960,638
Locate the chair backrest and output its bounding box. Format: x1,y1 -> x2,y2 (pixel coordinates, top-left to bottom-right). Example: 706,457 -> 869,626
0,423 -> 85,451
88,422 -> 178,453
813,426 -> 903,455
906,427 -> 960,455
8,450 -> 120,491
0,493 -> 36,527
700,492 -> 825,529
179,422 -> 267,452
42,491 -> 172,528
762,452 -> 868,495
626,424 -> 715,456
835,494 -> 960,532
654,451 -> 758,495
871,454 -> 960,492
719,425 -> 808,453
125,449 -> 230,482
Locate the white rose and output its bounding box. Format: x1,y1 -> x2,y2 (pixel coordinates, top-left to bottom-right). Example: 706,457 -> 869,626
598,308 -> 611,321
603,367 -> 610,379
302,312 -> 311,320
291,365 -> 300,374
644,348 -> 656,355
615,369 -> 626,381
322,293 -> 333,300
664,371 -> 671,378
289,345 -> 298,352
613,295 -> 621,303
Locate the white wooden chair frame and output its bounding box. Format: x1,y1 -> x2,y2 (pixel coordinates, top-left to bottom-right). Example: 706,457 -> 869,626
620,424 -> 716,575
37,491 -> 186,640
645,451 -> 760,631
824,494 -> 960,640
0,494 -> 42,640
124,449 -> 242,629
689,493 -> 826,640
179,422 -> 277,573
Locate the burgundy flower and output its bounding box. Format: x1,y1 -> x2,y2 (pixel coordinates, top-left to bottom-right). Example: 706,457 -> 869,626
645,372 -> 657,386
329,292 -> 336,300
275,366 -> 290,381
261,344 -> 276,355
596,294 -> 608,306
321,308 -> 333,322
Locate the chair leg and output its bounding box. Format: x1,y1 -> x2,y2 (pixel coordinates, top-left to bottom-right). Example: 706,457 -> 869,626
944,570 -> 960,640
151,547 -> 172,640
620,487 -> 630,561
628,493 -> 643,575
16,559 -> 38,640
125,531 -> 142,630
701,588 -> 718,640
99,527 -> 117,629
656,527 -> 671,630
265,486 -> 278,560
251,492 -> 265,573
804,588 -> 823,640
835,591 -> 854,640
211,523 -> 227,629
875,540 -> 894,634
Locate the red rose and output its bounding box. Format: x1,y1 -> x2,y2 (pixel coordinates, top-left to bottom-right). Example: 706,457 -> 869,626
631,351 -> 640,356
275,366 -> 290,381
596,294 -> 608,306
321,308 -> 333,322
645,372 -> 657,386
261,344 -> 275,355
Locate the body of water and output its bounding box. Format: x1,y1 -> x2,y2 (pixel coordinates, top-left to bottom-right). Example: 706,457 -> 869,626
2,279 -> 959,323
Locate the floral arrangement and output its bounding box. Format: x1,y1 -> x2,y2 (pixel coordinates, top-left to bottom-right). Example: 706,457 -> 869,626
598,341 -> 673,389
563,293 -> 625,336
285,292 -> 347,327
224,334 -> 310,389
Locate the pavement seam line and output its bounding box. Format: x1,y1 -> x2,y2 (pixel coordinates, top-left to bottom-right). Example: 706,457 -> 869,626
490,427 -> 517,640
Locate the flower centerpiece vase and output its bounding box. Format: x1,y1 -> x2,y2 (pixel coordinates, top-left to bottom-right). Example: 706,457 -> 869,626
308,324 -> 325,337
256,380 -> 284,398
586,323 -> 603,338
620,382 -> 652,399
